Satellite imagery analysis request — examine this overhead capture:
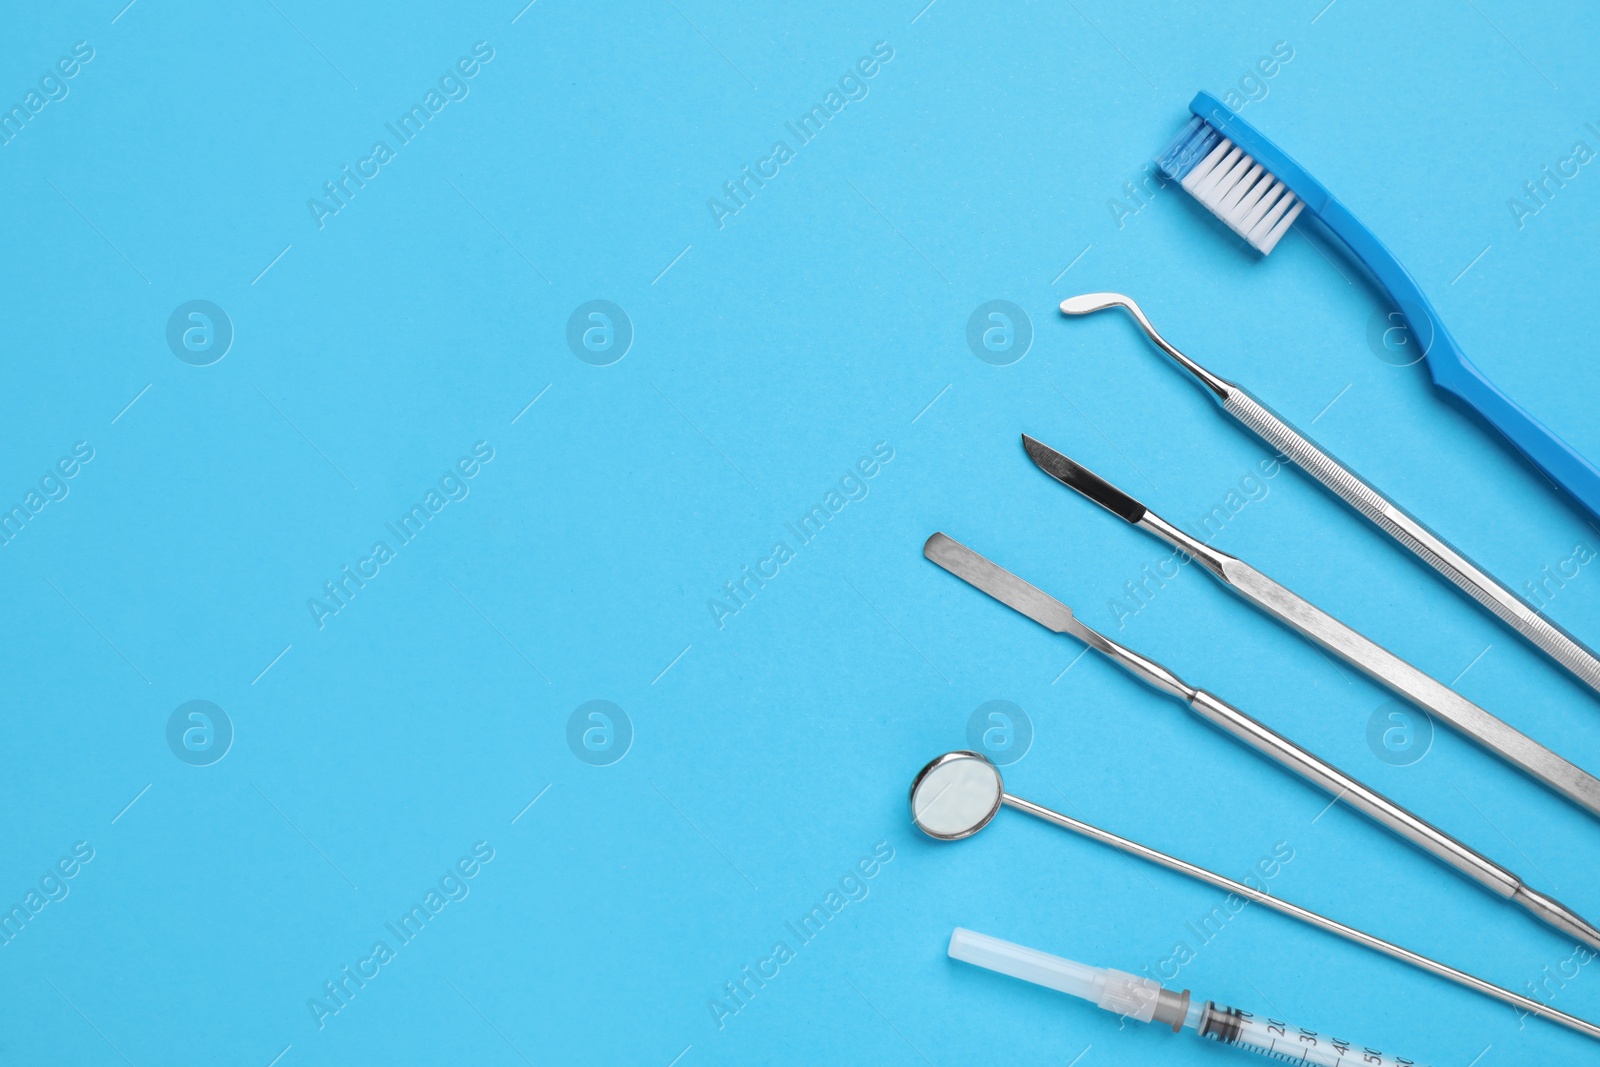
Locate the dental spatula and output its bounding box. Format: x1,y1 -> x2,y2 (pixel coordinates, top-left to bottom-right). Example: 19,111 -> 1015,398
1021,433 -> 1600,824
923,531 -> 1600,951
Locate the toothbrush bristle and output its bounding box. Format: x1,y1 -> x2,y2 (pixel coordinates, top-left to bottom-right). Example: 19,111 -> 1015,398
1156,117 -> 1302,255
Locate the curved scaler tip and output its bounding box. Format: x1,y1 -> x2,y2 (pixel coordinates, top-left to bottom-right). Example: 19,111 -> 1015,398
1059,292 -> 1130,316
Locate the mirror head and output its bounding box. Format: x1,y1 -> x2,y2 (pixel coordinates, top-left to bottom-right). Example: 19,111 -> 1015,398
910,751 -> 1004,841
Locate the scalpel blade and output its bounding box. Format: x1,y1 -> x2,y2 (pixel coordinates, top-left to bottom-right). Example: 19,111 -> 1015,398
1024,432 -> 1600,821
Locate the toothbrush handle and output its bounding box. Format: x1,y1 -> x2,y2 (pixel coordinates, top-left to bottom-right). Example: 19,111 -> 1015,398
1316,197 -> 1600,523
1430,348 -> 1600,520
1221,385 -> 1600,697
1191,94 -> 1600,522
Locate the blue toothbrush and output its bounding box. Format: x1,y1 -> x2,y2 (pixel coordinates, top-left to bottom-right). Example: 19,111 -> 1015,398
1056,93 -> 1600,697
1156,91 -> 1600,524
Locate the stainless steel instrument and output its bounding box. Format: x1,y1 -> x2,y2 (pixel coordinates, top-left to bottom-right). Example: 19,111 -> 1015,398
910,750 -> 1600,1043
922,532 -> 1600,952
1022,432 -> 1600,822
1059,291 -> 1600,701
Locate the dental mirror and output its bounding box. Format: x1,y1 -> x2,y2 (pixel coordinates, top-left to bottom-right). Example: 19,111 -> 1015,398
910,751 -> 1003,840
904,750 -> 1600,1040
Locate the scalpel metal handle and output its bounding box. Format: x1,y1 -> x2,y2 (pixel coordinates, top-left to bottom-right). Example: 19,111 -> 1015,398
1142,507 -> 1600,821
1214,553 -> 1600,820
1184,688 -> 1521,901
1223,385 -> 1600,698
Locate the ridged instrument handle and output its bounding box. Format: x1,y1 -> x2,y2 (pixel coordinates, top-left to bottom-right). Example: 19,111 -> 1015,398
1222,386 -> 1600,696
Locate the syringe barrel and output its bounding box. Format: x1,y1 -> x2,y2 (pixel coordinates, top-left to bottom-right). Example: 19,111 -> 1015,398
1198,1002 -> 1428,1067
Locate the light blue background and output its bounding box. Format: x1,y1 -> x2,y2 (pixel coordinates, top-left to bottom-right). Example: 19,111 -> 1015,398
4,1 -> 1600,1064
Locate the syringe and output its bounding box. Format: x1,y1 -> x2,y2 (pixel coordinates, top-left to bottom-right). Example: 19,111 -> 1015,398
950,927 -> 1426,1066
